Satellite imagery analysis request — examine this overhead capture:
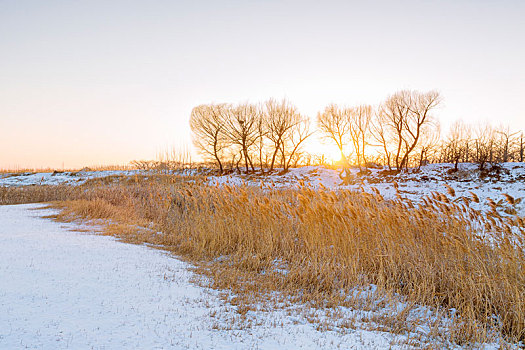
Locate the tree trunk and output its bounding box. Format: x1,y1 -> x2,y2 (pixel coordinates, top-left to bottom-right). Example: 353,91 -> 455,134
213,139 -> 223,174
520,134 -> 525,163
269,138 -> 282,172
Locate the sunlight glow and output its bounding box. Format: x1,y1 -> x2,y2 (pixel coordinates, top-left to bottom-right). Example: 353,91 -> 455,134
0,1 -> 524,169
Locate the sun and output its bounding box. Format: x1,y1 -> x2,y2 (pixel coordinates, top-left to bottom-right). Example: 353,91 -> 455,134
325,147 -> 343,164
306,142 -> 343,164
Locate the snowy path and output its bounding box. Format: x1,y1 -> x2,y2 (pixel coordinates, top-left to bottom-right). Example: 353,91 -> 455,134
0,204 -> 408,349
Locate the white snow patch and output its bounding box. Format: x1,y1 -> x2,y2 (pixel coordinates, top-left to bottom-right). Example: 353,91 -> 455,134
0,204 -> 442,349
0,170 -> 141,187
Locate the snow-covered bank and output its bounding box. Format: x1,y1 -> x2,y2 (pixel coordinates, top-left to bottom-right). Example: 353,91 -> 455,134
2,163 -> 524,216
0,170 -> 139,187
0,204 -> 422,349
208,163 -> 525,216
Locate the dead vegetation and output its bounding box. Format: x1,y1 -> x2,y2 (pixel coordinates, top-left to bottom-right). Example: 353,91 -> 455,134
2,175 -> 525,347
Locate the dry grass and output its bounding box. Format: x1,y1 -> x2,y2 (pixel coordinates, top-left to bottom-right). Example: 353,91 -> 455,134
0,185 -> 77,205
2,175 -> 525,346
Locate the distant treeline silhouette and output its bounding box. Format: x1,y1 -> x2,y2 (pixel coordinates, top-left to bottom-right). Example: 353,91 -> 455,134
187,90 -> 523,174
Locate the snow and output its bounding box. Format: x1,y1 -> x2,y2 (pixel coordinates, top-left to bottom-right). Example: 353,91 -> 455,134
2,163 -> 523,218
3,164 -> 523,217
0,170 -> 139,187
208,163 -> 525,216
0,204 -> 441,349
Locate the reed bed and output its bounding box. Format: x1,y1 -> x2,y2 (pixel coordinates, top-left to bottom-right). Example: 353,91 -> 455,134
0,184 -> 77,204
3,175 -> 524,346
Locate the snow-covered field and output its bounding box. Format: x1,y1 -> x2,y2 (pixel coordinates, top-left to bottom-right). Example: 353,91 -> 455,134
0,170 -> 138,187
1,204 -> 435,349
2,163 -> 524,216
208,163 -> 525,216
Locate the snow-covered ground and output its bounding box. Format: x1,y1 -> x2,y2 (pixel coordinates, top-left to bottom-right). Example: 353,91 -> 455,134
208,163 -> 525,216
0,170 -> 138,187
0,204 -> 440,349
2,163 -> 524,216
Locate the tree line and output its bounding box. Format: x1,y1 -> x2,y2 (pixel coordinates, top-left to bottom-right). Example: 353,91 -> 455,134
190,90 -> 524,175
190,99 -> 312,174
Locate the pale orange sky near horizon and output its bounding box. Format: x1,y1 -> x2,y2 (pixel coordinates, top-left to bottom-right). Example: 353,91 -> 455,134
1,0 -> 524,169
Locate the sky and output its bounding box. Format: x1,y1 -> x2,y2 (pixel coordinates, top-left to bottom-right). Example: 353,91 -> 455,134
1,0 -> 524,169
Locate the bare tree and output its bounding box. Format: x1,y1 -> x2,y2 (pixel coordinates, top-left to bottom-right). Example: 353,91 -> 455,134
495,125 -> 519,163
317,104 -> 351,162
379,90 -> 441,171
518,132 -> 525,162
281,116 -> 313,171
415,121 -> 441,169
223,103 -> 260,173
130,160 -> 158,171
472,124 -> 496,170
317,104 -> 353,176
156,144 -> 193,173
444,120 -> 471,171
189,104 -> 228,174
255,109 -> 269,173
370,110 -> 393,170
379,93 -> 409,170
265,99 -> 304,172
348,105 -> 373,171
